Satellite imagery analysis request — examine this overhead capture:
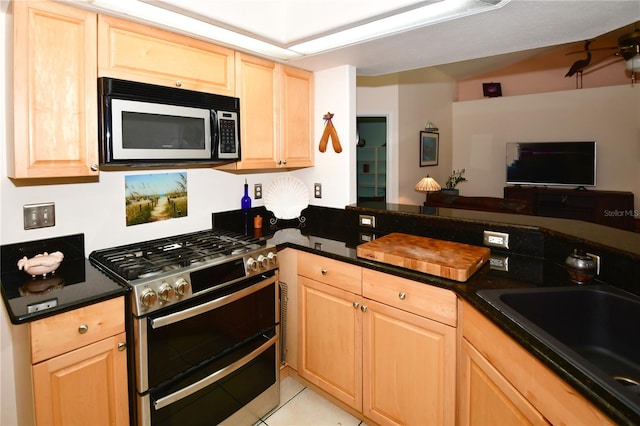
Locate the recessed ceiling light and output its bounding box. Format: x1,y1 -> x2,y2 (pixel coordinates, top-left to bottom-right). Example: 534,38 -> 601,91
289,0 -> 511,55
66,0 -> 510,60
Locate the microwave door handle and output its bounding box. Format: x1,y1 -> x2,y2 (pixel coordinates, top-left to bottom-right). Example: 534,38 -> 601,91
211,110 -> 219,155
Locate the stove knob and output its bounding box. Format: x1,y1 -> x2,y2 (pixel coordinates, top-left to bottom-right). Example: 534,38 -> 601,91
257,255 -> 269,269
175,277 -> 190,297
140,288 -> 158,308
158,283 -> 175,302
267,251 -> 278,265
246,257 -> 259,272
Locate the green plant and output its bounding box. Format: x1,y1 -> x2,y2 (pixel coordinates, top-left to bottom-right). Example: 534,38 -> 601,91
445,169 -> 467,190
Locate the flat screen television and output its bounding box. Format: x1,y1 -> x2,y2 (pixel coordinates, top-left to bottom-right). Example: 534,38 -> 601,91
506,141 -> 596,187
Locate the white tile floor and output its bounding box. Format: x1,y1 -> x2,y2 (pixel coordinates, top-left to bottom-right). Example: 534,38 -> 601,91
256,376 -> 368,426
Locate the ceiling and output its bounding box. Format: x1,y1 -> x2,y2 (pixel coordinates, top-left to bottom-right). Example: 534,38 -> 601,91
72,0 -> 640,79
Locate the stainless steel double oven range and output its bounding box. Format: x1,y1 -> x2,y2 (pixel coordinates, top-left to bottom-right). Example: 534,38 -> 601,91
90,229 -> 280,425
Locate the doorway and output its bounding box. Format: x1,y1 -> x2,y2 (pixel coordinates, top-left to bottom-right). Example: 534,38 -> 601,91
356,116 -> 387,202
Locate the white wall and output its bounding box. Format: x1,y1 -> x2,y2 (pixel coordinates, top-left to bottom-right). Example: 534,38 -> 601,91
357,74 -> 400,203
357,68 -> 458,205
452,85 -> 640,210
0,74 -> 353,256
1,2 -> 15,424
294,65 -> 356,207
398,68 -> 457,204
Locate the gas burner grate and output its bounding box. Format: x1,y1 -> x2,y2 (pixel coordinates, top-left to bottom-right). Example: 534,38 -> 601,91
89,229 -> 264,281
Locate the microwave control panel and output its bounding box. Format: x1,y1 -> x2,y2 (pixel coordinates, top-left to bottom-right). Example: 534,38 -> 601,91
217,111 -> 239,159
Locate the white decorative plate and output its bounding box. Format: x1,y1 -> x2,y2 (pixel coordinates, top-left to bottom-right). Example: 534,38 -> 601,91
264,176 -> 309,219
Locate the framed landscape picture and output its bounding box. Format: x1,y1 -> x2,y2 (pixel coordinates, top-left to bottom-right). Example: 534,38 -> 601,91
420,131 -> 438,166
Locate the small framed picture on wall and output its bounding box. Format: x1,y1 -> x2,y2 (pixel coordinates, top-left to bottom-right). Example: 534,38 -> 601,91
420,131 -> 438,167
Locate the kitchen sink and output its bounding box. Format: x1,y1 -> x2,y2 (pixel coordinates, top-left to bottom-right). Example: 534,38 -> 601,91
477,285 -> 640,417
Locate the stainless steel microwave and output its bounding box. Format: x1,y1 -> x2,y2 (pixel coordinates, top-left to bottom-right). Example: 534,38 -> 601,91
98,77 -> 240,168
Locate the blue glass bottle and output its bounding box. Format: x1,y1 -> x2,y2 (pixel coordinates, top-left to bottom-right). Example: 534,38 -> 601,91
241,179 -> 252,234
241,179 -> 252,210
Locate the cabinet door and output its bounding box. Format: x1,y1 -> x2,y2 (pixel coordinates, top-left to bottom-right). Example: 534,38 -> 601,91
298,276 -> 363,410
11,0 -> 99,179
232,53 -> 279,169
32,332 -> 129,426
362,298 -> 456,426
280,65 -> 314,168
459,338 -> 549,425
461,301 -> 614,425
98,15 -> 235,95
220,58 -> 314,171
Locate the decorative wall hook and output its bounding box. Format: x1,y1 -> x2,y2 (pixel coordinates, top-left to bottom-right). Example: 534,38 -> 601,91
318,112 -> 342,153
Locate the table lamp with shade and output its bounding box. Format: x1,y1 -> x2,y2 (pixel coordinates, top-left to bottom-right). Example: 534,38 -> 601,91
415,175 -> 441,203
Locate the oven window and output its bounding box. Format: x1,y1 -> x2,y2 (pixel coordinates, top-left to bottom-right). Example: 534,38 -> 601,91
150,343 -> 277,426
146,281 -> 276,388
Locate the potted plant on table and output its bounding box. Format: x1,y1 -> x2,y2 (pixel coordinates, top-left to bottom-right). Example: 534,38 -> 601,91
442,169 -> 467,195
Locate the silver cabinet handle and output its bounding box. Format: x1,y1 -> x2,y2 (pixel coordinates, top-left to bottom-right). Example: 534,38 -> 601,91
321,269 -> 328,276
353,301 -> 360,309
78,324 -> 88,334
282,160 -> 287,165
360,305 -> 368,313
399,292 -> 407,300
118,342 -> 127,352
90,164 -> 98,171
175,80 -> 182,87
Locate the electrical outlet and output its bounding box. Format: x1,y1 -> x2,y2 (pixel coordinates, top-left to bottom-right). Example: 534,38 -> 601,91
359,232 -> 376,242
24,202 -> 55,230
483,230 -> 509,249
254,184 -> 262,199
359,214 -> 376,228
489,255 -> 509,272
314,183 -> 322,198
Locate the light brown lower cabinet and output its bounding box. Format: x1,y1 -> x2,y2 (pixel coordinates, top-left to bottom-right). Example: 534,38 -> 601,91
297,251 -> 456,425
459,300 -> 614,425
459,338 -> 549,425
299,275 -> 363,409
30,297 -> 129,425
362,297 -> 456,426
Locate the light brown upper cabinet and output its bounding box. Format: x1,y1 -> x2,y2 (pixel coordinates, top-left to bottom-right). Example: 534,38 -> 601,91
281,66 -> 315,169
219,53 -> 314,170
97,15 -> 235,96
10,0 -> 100,179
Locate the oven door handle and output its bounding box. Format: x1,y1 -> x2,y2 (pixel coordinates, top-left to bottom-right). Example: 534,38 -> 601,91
150,274 -> 277,329
152,335 -> 277,411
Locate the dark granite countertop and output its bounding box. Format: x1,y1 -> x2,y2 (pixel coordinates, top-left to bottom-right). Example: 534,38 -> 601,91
349,201 -> 640,256
1,234 -> 128,324
213,204 -> 640,425
270,230 -> 638,425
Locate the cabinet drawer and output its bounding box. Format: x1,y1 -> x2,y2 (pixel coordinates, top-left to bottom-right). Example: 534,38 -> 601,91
30,297 -> 125,364
362,269 -> 456,326
298,251 -> 361,294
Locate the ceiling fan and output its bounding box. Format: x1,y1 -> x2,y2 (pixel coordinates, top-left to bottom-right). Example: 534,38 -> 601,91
565,24 -> 640,87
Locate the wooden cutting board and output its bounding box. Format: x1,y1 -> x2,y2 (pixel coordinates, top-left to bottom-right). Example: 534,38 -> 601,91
356,233 -> 490,282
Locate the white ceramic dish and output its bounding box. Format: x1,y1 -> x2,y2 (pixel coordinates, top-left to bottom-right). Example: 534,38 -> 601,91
264,176 -> 309,220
